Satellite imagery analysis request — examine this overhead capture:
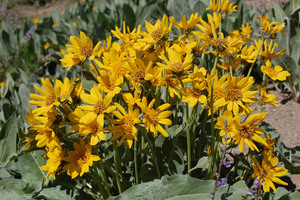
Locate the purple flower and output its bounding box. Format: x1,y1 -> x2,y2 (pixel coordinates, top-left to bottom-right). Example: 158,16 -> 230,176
1,3 -> 7,16
248,188 -> 255,195
210,192 -> 215,199
23,26 -> 36,43
217,178 -> 227,188
223,160 -> 231,168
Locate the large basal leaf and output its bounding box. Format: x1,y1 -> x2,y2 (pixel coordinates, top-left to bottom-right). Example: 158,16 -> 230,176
109,175 -> 249,200
0,179 -> 35,200
0,113 -> 18,164
18,150 -> 47,190
35,186 -> 75,200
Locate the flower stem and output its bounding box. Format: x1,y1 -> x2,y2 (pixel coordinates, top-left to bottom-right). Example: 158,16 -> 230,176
143,131 -> 161,178
112,140 -> 123,194
134,140 -> 139,184
99,159 -> 111,197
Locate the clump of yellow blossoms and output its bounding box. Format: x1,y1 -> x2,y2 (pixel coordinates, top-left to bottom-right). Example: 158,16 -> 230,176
23,0 -> 291,196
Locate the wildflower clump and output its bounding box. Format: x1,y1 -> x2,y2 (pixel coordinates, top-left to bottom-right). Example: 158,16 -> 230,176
23,0 -> 291,198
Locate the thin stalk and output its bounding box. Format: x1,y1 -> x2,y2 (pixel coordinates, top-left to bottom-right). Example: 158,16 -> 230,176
99,160 -> 111,197
178,78 -> 192,174
247,38 -> 264,77
112,141 -> 123,193
143,131 -> 161,178
134,140 -> 139,184
92,164 -> 107,199
81,62 -> 99,84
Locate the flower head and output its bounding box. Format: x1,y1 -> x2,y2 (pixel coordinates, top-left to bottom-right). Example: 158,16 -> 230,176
261,60 -> 290,81
63,139 -> 100,179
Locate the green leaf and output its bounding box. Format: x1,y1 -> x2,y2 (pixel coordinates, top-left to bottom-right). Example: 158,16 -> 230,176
36,186 -> 75,200
273,4 -> 286,23
17,150 -> 47,189
122,4 -> 135,30
109,175 -> 249,200
291,41 -> 300,65
0,179 -> 34,200
189,156 -> 208,172
0,113 -> 18,163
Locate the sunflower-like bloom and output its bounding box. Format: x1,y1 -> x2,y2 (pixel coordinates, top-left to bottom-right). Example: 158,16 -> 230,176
262,134 -> 276,157
240,23 -> 252,38
137,97 -> 173,138
78,86 -> 116,127
232,112 -> 268,152
157,48 -> 193,75
63,139 -> 100,179
135,15 -> 172,51
65,31 -> 101,63
182,82 -> 207,107
239,45 -> 257,64
97,71 -> 123,97
215,110 -> 236,143
79,117 -> 106,146
40,142 -> 64,179
109,103 -> 141,149
257,13 -> 285,37
223,76 -> 258,116
29,78 -> 61,116
193,12 -> 221,40
170,13 -> 200,32
261,60 -> 290,81
252,155 -> 288,192
111,21 -> 141,56
55,77 -> 74,102
257,85 -> 279,107
256,39 -> 286,61
206,0 -> 237,14
32,124 -> 58,148
60,54 -> 80,70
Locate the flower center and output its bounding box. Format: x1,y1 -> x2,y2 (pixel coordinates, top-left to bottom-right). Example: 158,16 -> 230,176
213,88 -> 224,100
122,115 -> 135,133
76,152 -> 88,167
171,62 -> 183,71
93,101 -> 106,115
151,28 -> 162,40
165,77 -> 179,88
213,38 -> 228,47
46,93 -> 56,106
227,88 -> 243,101
80,45 -> 93,58
239,125 -> 254,139
133,70 -> 145,82
192,88 -> 202,98
146,109 -> 159,125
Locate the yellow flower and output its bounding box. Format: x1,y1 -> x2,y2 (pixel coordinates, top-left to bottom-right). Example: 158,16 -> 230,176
170,13 -> 200,31
137,15 -> 171,51
215,110 -> 236,143
193,12 -> 221,40
60,54 -> 81,70
29,78 -> 61,116
163,76 -> 182,98
207,0 -> 237,14
223,76 -> 258,116
157,48 -> 193,76
79,85 -> 116,127
261,60 -> 290,81
63,139 -> 100,179
40,142 -> 64,179
137,97 -> 173,137
33,17 -> 39,24
232,112 -> 268,152
97,71 -> 123,97
239,45 -> 257,64
257,13 -> 285,37
79,117 -> 106,146
240,23 -> 252,38
44,42 -> 50,50
262,134 -> 276,157
259,39 -> 286,61
55,77 -> 74,102
252,155 -> 288,192
92,7 -> 95,12
32,125 -> 58,148
0,82 -> 5,87
60,48 -> 66,56
65,31 -> 101,62
55,22 -> 59,27
257,85 -> 279,107
73,22 -> 77,27
109,103 -> 141,149
182,82 -> 207,107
